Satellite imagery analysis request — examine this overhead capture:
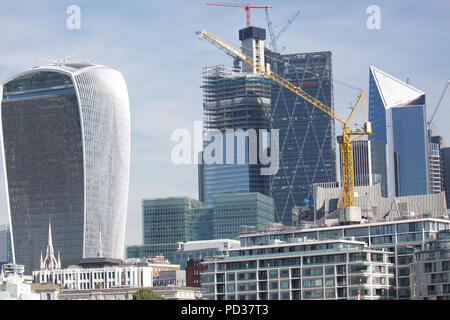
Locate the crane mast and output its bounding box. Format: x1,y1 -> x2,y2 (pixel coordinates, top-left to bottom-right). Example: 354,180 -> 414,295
197,30 -> 372,208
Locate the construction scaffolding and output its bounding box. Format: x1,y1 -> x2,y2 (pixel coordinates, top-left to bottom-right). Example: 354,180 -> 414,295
201,65 -> 271,132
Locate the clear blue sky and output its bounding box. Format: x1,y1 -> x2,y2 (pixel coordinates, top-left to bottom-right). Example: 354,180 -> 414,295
0,0 -> 449,246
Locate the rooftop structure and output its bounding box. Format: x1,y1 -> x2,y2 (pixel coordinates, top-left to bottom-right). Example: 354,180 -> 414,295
173,239 -> 240,269
312,183 -> 447,224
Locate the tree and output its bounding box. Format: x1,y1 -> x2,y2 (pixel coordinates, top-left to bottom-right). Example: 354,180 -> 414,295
132,289 -> 165,300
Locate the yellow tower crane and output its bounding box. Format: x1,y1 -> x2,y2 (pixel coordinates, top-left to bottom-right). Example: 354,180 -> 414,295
197,30 -> 372,209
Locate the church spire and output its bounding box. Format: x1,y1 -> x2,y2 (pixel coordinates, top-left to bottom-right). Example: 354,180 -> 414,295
41,220 -> 59,270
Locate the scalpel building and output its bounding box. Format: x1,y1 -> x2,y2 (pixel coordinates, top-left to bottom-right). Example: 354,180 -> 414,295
0,63 -> 130,273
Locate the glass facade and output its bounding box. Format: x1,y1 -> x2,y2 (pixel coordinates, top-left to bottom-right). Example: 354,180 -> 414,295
200,66 -> 271,206
238,218 -> 450,299
127,193 -> 274,259
340,140 -> 388,197
1,64 -> 130,273
410,230 -> 450,300
142,197 -> 203,245
267,51 -> 336,226
201,239 -> 393,300
391,106 -> 429,196
212,193 -> 274,240
441,148 -> 450,208
0,225 -> 13,266
368,66 -> 429,197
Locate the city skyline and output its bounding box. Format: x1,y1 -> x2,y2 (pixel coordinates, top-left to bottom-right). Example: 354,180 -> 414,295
0,0 -> 449,247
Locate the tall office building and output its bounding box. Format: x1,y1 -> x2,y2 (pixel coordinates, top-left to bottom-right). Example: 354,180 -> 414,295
429,142 -> 442,194
267,51 -> 336,226
368,66 -> 429,197
441,148 -> 450,209
212,192 -> 274,240
428,124 -> 445,194
0,63 -> 130,273
339,140 -> 388,197
127,197 -> 206,260
0,225 -> 12,266
199,27 -> 272,205
200,65 -> 271,205
126,193 -> 274,260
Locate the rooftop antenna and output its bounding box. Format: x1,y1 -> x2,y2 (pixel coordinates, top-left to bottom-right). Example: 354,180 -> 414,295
37,46 -> 87,66
62,46 -> 87,63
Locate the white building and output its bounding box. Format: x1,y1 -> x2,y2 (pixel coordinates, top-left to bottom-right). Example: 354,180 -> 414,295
33,264 -> 153,290
0,264 -> 40,300
32,222 -> 153,290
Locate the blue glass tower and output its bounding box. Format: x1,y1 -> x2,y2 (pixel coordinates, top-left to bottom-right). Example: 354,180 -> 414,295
368,66 -> 429,197
268,51 -> 336,226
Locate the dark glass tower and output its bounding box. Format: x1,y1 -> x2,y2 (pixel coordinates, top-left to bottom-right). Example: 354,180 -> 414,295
0,63 -> 130,273
267,51 -> 336,225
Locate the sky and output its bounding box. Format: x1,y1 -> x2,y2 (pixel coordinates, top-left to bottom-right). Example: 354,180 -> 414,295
0,0 -> 449,247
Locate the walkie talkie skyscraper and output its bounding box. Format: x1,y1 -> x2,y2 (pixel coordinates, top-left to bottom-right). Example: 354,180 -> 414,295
0,63 -> 130,273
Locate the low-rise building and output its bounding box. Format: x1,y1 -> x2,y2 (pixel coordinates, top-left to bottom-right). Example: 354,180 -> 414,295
173,239 -> 240,269
153,270 -> 186,287
201,238 -> 394,300
0,264 -> 40,300
238,217 -> 450,299
56,286 -> 202,300
410,229 -> 450,300
32,262 -> 153,290
186,259 -> 208,287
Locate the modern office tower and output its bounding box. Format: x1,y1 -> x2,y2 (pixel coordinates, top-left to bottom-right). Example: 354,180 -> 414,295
186,206 -> 214,242
441,148 -> 450,209
368,66 -> 430,197
131,197 -> 205,259
127,193 -> 273,260
0,225 -> 13,266
200,65 -> 271,206
200,238 -> 394,300
339,140 -> 388,197
238,218 -> 450,299
212,192 -> 274,240
0,63 -> 131,273
410,229 -> 450,300
267,51 -> 336,226
199,26 -> 272,206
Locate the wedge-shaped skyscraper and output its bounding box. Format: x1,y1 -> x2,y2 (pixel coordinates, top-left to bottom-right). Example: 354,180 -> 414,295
0,63 -> 130,273
368,66 -> 429,197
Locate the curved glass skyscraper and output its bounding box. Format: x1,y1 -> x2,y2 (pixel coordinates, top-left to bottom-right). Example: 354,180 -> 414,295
0,63 -> 130,273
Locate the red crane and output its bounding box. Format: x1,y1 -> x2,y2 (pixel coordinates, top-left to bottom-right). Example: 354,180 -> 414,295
206,2 -> 272,27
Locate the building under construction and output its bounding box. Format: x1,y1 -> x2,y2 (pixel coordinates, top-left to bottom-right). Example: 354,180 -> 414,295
199,27 -> 272,206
